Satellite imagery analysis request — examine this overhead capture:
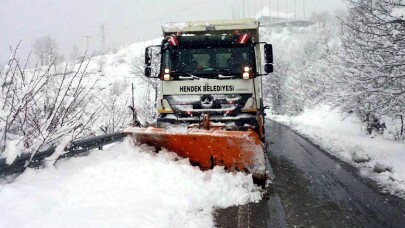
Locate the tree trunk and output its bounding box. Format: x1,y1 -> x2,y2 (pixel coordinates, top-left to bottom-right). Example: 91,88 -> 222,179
366,113 -> 372,135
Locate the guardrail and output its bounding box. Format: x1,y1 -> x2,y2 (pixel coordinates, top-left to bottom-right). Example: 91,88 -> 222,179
0,132 -> 128,178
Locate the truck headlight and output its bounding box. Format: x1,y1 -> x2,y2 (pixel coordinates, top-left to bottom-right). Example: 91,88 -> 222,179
161,69 -> 171,81
242,66 -> 252,79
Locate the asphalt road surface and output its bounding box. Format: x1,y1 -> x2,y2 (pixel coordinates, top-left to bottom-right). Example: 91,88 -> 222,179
215,120 -> 405,228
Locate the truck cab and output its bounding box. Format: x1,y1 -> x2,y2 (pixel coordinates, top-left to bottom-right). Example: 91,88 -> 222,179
144,19 -> 273,140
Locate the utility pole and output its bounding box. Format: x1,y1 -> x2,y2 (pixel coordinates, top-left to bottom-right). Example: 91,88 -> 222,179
100,24 -> 106,51
82,35 -> 93,51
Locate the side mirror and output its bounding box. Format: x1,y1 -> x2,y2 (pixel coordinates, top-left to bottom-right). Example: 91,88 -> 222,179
145,47 -> 152,66
264,64 -> 273,74
144,47 -> 152,77
143,45 -> 162,78
145,67 -> 152,77
264,44 -> 274,74
264,44 -> 273,64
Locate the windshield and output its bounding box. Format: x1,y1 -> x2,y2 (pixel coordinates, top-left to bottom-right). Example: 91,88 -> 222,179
162,47 -> 254,77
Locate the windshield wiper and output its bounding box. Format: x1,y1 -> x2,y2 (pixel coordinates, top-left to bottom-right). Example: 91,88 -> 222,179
218,74 -> 236,79
178,74 -> 200,80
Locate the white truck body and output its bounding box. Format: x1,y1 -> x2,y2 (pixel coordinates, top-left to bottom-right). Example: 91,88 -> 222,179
143,18 -> 273,134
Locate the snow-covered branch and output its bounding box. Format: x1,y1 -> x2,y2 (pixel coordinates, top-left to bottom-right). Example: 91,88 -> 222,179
0,45 -> 100,164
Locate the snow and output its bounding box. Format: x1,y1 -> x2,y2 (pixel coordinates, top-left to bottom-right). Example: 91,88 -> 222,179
1,37 -> 164,163
391,7 -> 405,18
3,140 -> 22,165
0,139 -> 261,227
162,22 -> 188,32
268,104 -> 405,199
166,124 -> 188,134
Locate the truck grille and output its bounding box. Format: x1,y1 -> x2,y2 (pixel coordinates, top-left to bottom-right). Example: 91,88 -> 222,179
164,94 -> 251,116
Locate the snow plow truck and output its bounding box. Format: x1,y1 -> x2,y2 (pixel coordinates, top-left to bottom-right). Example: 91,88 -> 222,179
124,19 -> 273,180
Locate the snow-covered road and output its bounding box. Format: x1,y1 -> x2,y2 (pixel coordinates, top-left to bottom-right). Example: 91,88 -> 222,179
216,120 -> 405,227
0,139 -> 261,228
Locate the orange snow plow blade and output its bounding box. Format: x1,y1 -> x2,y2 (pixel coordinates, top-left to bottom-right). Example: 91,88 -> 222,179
123,127 -> 266,179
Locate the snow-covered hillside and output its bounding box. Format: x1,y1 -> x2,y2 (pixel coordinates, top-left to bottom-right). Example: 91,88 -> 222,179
0,38 -> 162,162
260,7 -> 405,200
81,38 -> 163,133
260,24 -> 335,116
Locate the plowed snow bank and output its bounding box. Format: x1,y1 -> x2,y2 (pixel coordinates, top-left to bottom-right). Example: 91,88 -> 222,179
269,105 -> 405,199
0,139 -> 261,227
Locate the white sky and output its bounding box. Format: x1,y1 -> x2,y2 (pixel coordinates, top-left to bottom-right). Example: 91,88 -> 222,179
0,0 -> 346,63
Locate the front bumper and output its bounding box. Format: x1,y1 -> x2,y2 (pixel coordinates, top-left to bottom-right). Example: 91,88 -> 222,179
157,114 -> 258,127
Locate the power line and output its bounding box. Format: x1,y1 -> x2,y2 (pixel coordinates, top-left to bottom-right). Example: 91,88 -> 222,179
286,0 -> 288,19
269,0 -> 271,19
261,0 -> 263,13
254,0 -> 257,17
277,0 -> 280,19
243,0 -> 245,18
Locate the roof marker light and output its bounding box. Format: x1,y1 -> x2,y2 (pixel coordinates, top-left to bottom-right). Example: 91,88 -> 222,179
168,35 -> 178,46
237,33 -> 250,44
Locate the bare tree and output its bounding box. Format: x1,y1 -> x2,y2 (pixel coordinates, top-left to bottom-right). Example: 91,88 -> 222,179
130,52 -> 159,102
97,81 -> 132,134
129,52 -> 160,125
263,21 -> 338,115
32,36 -> 60,66
1,43 -> 100,164
136,83 -> 157,124
97,56 -> 107,76
327,0 -> 405,137
71,45 -> 80,60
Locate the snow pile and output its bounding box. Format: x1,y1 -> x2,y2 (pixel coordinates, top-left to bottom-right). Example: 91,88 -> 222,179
0,139 -> 261,227
3,140 -> 21,165
269,105 -> 405,198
